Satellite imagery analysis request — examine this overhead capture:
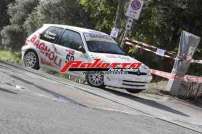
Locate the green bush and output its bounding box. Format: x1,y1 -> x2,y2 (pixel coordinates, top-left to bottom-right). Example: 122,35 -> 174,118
0,49 -> 21,64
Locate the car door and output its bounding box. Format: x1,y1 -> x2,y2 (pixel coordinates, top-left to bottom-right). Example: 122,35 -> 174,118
39,26 -> 64,68
54,29 -> 87,72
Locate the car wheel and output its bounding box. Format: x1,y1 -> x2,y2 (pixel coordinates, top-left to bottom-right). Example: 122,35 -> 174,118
126,89 -> 144,94
23,50 -> 40,70
86,71 -> 105,88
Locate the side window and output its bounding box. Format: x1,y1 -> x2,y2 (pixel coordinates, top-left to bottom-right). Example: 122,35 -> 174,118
59,29 -> 84,51
41,26 -> 63,43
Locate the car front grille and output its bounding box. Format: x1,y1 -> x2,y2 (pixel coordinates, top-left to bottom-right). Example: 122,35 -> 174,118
122,80 -> 147,87
127,71 -> 147,76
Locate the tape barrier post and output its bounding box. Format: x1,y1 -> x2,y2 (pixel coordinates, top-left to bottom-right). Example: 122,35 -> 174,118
166,31 -> 201,97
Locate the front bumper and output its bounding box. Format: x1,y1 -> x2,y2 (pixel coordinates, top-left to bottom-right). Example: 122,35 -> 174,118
104,73 -> 152,90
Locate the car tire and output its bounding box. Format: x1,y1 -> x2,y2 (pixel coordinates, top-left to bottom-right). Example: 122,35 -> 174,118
126,89 -> 144,94
23,50 -> 40,70
86,71 -> 105,88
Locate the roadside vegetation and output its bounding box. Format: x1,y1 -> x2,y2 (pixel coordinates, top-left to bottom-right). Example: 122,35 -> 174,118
0,49 -> 21,64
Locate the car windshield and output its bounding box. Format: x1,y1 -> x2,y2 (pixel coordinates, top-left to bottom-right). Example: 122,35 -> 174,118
86,40 -> 126,55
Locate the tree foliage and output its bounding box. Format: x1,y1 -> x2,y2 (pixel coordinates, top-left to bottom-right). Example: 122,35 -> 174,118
1,0 -> 39,50
24,0 -> 89,35
80,0 -> 119,33
134,0 -> 202,52
0,0 -> 14,48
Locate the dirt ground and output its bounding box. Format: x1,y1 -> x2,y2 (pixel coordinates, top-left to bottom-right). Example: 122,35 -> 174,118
147,81 -> 202,108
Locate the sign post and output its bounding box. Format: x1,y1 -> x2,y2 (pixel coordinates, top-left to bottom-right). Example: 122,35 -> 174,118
110,0 -> 126,39
121,0 -> 144,47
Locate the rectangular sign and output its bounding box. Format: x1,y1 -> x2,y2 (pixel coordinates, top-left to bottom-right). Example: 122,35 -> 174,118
156,48 -> 166,57
110,27 -> 119,38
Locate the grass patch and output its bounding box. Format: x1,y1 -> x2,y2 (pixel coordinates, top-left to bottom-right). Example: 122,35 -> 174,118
0,49 -> 21,64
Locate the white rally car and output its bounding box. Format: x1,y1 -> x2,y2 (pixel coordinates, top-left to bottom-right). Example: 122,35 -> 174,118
22,24 -> 152,93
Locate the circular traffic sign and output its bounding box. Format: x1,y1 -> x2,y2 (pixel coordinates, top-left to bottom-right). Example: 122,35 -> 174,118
131,0 -> 141,10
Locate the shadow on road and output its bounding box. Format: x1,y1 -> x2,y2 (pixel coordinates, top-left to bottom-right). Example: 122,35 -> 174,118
0,87 -> 17,95
7,66 -> 188,117
103,87 -> 189,117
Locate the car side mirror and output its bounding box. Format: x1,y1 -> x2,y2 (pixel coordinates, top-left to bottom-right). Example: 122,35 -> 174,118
39,33 -> 42,39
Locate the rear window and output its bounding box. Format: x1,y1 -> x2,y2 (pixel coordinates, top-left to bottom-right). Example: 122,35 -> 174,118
40,26 -> 64,43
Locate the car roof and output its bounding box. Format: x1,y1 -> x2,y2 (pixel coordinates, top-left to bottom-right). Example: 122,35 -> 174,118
44,24 -> 108,35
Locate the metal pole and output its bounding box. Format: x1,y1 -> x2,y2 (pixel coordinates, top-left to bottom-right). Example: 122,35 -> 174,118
111,0 -> 128,40
114,0 -> 123,29
121,17 -> 134,47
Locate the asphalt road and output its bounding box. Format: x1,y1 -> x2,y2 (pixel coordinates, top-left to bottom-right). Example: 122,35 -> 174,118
0,62 -> 201,134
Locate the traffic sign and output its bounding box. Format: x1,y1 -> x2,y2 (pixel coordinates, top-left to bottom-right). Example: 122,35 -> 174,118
126,0 -> 144,20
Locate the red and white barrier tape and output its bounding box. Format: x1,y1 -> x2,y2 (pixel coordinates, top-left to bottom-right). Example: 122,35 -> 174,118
125,40 -> 202,64
125,40 -> 176,58
191,60 -> 202,64
150,69 -> 202,83
133,44 -> 173,59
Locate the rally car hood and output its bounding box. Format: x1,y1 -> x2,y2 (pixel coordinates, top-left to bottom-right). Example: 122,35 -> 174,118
88,52 -> 151,74
88,52 -> 139,63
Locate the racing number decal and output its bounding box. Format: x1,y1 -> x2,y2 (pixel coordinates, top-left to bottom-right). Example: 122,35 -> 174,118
66,54 -> 74,61
66,50 -> 75,61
